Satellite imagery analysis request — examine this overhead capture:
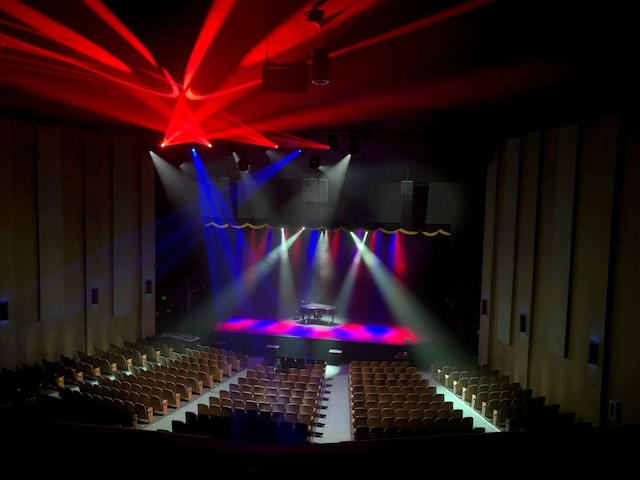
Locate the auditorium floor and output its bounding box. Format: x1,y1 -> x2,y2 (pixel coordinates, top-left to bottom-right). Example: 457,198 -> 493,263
141,357 -> 500,441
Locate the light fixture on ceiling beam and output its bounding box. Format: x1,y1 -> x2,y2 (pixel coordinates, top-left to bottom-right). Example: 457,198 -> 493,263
305,8 -> 324,23
237,158 -> 250,173
233,151 -> 250,173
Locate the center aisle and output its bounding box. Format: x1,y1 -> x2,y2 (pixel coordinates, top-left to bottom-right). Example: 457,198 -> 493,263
310,364 -> 352,443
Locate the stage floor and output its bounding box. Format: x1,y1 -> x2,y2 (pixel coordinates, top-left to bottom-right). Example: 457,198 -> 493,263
213,316 -> 422,346
159,315 -> 471,371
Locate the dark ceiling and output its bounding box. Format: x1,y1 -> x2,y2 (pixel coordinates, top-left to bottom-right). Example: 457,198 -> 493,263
1,0 -> 637,146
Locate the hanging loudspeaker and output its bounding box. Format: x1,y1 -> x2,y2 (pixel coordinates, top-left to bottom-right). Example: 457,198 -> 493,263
400,181 -> 428,230
311,47 -> 330,85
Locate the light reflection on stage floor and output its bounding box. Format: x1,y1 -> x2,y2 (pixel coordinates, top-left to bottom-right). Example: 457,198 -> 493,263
214,317 -> 422,346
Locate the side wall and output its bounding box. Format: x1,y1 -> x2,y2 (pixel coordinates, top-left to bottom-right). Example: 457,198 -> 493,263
482,113 -> 640,427
0,119 -> 156,369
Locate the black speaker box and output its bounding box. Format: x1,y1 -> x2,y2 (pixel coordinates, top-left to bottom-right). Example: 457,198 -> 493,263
400,181 -> 428,230
311,47 -> 329,85
262,63 -> 309,93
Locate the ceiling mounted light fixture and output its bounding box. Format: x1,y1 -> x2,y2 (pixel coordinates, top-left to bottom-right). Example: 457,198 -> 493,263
305,0 -> 328,26
233,151 -> 250,173
305,8 -> 324,23
237,158 -> 250,172
305,0 -> 325,26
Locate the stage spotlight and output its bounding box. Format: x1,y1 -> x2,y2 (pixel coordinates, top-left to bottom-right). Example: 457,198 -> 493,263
305,8 -> 324,24
310,154 -> 320,169
237,158 -> 250,172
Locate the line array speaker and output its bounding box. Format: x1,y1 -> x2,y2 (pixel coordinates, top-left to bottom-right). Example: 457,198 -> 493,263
400,181 -> 428,230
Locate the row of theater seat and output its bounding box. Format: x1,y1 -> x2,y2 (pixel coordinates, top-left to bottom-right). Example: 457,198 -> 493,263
170,360 -> 328,443
434,363 -> 590,431
350,360 -> 478,439
76,341 -> 250,427
170,409 -> 312,445
0,339 -> 252,429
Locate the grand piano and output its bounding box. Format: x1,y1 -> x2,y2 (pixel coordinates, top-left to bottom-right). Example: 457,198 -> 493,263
299,303 -> 337,325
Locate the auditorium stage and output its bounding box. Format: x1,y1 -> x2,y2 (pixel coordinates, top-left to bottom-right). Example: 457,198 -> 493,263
157,306 -> 475,369
196,316 -> 463,369
214,316 -> 421,346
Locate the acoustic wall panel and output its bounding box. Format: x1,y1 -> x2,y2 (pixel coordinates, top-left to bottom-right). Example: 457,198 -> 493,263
479,159 -> 498,366
112,136 -> 136,318
140,146 -> 157,337
546,125 -> 578,356
512,131 -> 541,384
495,137 -> 520,343
37,126 -> 65,322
